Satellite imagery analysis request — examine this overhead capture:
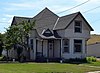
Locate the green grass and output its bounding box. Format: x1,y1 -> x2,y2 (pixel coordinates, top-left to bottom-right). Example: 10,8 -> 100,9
0,62 -> 99,73
84,62 -> 100,66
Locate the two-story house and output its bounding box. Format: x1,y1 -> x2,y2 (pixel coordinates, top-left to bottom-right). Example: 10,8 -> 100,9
10,7 -> 93,61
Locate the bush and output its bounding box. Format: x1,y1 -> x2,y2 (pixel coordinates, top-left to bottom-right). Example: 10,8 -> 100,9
86,56 -> 96,63
62,58 -> 87,64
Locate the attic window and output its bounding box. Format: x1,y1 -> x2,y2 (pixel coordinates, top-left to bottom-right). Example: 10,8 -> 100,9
45,30 -> 51,34
74,21 -> 82,33
42,29 -> 53,37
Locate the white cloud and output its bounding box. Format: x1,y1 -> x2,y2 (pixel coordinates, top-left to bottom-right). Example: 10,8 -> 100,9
10,3 -> 34,8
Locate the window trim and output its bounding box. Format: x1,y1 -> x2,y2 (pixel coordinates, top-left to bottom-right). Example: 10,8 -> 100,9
30,39 -> 33,50
74,20 -> 82,33
74,39 -> 82,53
63,39 -> 69,53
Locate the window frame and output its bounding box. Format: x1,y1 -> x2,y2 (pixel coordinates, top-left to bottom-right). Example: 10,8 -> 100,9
74,20 -> 82,33
63,39 -> 69,53
74,39 -> 82,53
30,39 -> 33,50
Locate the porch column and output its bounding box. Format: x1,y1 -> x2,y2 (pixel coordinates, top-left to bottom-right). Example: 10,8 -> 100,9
60,39 -> 63,59
36,39 -> 38,59
42,40 -> 43,57
47,40 -> 49,59
33,39 -> 36,60
53,40 -> 54,57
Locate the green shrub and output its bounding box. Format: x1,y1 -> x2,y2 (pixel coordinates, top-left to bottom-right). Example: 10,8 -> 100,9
86,56 -> 96,63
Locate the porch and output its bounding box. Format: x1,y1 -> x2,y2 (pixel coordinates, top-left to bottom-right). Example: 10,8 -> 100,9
35,39 -> 63,62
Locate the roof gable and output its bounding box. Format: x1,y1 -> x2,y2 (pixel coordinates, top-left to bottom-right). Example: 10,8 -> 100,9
77,12 -> 94,31
54,12 -> 79,30
33,7 -> 58,20
54,12 -> 94,31
34,7 -> 58,34
11,8 -> 93,37
42,29 -> 53,37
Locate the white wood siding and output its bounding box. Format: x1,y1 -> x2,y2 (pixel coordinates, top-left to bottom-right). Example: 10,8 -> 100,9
57,14 -> 90,39
62,38 -> 86,59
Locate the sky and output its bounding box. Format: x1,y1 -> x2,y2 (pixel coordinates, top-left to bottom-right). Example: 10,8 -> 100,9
0,0 -> 100,34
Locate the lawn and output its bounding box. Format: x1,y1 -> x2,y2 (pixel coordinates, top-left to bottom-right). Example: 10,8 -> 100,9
0,62 -> 100,73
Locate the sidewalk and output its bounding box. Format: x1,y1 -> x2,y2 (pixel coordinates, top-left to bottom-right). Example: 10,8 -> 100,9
87,71 -> 100,73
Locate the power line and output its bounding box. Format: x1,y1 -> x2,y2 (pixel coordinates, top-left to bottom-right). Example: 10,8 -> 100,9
57,0 -> 90,14
0,0 -> 91,24
83,6 -> 100,13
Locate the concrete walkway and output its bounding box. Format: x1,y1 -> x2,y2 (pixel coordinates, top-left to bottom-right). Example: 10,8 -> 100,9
87,71 -> 100,73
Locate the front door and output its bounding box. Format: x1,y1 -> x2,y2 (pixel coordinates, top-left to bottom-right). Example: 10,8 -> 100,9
48,40 -> 54,58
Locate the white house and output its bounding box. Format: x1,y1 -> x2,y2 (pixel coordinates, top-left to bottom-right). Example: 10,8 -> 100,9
8,7 -> 93,61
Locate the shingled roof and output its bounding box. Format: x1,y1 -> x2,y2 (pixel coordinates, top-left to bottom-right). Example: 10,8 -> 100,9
11,7 -> 93,38
54,12 -> 78,30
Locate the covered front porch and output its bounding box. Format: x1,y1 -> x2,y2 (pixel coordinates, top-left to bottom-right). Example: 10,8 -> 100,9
35,38 -> 63,62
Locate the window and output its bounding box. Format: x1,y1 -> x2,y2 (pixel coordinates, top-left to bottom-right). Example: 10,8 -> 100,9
42,29 -> 53,37
30,39 -> 33,50
74,40 -> 82,53
74,21 -> 82,33
63,39 -> 69,53
48,40 -> 53,50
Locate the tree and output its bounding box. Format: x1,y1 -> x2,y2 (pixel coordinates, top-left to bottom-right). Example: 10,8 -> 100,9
4,20 -> 35,62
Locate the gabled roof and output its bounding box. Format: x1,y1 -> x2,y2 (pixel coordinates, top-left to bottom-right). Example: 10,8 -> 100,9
54,12 -> 78,30
11,16 -> 32,25
33,7 -> 58,20
54,12 -> 94,31
11,8 -> 94,39
32,7 -> 58,34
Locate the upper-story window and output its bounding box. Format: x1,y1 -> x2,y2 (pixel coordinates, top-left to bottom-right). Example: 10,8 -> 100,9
63,39 -> 69,53
74,21 -> 82,33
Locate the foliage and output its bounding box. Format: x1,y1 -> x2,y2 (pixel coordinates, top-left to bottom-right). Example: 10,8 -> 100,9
86,56 -> 96,63
62,58 -> 87,64
3,20 -> 35,61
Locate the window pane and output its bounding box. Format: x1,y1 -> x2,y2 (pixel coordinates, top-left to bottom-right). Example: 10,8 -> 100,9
30,39 -> 33,44
75,27 -> 81,32
64,47 -> 69,52
63,39 -> 69,53
30,39 -> 33,49
74,40 -> 82,53
75,21 -> 82,33
75,21 -> 81,26
64,40 -> 68,45
74,40 -> 82,43
74,44 -> 81,52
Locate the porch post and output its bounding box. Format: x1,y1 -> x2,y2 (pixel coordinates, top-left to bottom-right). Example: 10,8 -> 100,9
36,39 -> 38,59
53,40 -> 54,58
42,40 -> 43,57
47,40 -> 49,59
60,39 -> 63,59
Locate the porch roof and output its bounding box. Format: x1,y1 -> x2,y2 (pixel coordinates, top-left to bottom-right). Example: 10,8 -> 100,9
39,34 -> 61,39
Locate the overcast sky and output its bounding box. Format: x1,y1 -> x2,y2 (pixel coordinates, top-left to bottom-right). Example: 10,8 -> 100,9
0,0 -> 100,34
